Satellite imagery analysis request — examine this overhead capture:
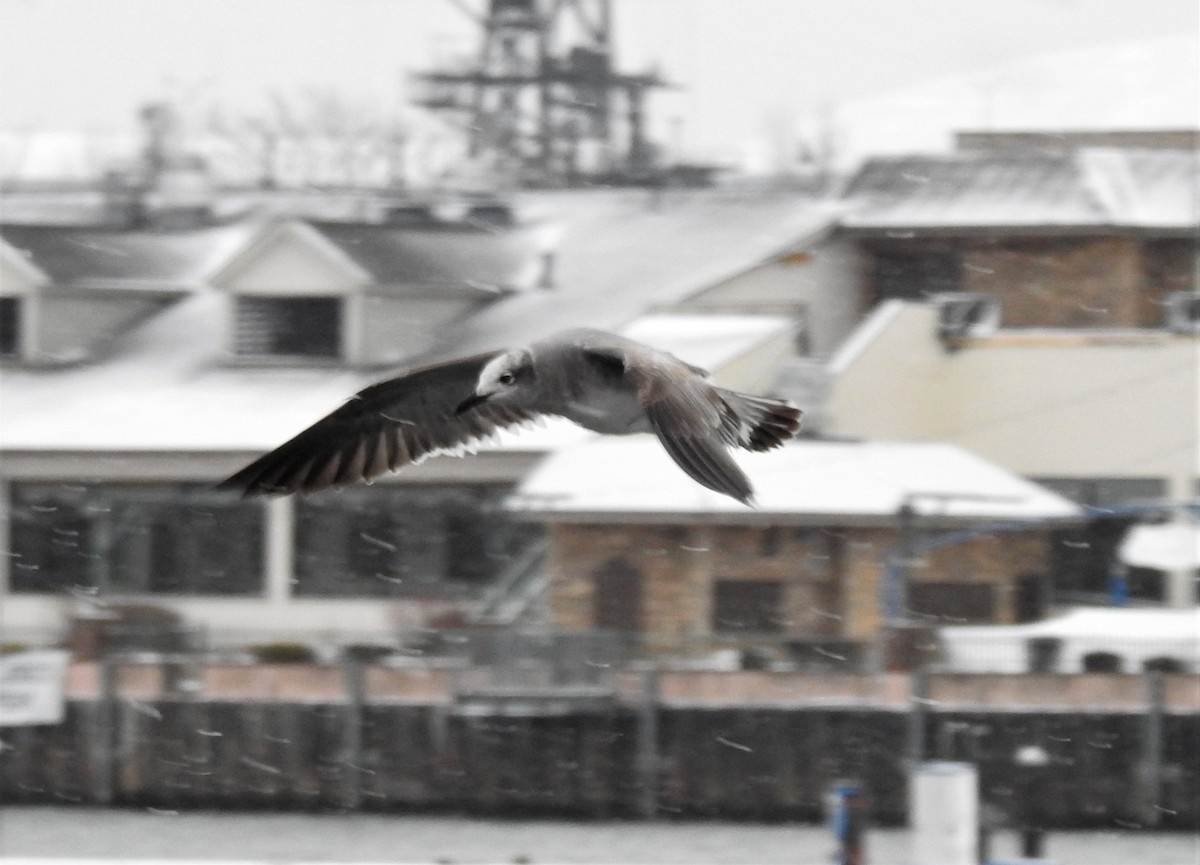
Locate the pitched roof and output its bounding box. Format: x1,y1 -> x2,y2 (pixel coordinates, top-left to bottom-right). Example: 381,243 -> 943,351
840,149 -> 1200,233
508,436 -> 1082,525
423,187 -> 835,361
310,219 -> 553,292
0,222 -> 252,290
0,302 -> 797,454
0,188 -> 831,454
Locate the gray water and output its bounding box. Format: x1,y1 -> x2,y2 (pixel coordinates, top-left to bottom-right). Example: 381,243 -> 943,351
0,807 -> 1196,865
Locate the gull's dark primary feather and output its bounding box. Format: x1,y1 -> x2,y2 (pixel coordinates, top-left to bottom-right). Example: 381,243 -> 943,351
218,350 -> 533,496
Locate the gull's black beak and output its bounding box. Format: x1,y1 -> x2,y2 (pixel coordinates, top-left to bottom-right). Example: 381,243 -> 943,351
455,392 -> 489,415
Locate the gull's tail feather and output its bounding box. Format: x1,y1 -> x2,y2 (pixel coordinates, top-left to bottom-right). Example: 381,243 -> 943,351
716,389 -> 803,452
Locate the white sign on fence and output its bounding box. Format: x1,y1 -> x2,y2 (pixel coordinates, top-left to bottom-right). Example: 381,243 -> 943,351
0,650 -> 71,726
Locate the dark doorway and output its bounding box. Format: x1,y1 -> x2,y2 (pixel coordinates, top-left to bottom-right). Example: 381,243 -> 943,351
592,557 -> 644,631
1014,573 -> 1048,623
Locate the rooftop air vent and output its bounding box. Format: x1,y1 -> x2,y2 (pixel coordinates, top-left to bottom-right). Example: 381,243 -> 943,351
1164,292 -> 1200,333
935,293 -> 1001,341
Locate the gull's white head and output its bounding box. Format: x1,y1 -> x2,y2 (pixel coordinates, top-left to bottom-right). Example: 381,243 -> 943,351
456,349 -> 535,414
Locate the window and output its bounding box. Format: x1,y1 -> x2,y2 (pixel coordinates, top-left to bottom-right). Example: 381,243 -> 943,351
909,581 -> 997,624
591,558 -> 643,631
871,249 -> 961,303
9,483 -> 264,596
712,579 -> 784,633
1013,573 -> 1048,623
1036,477 -> 1167,601
234,296 -> 341,359
293,484 -> 540,598
0,296 -> 20,358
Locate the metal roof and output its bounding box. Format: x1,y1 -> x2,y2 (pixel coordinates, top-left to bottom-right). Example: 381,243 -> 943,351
0,187 -> 831,454
423,187 -> 836,361
310,219 -> 554,292
840,148 -> 1200,232
0,222 -> 252,289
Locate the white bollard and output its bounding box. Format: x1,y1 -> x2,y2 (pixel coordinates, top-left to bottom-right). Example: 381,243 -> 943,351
910,761 -> 978,865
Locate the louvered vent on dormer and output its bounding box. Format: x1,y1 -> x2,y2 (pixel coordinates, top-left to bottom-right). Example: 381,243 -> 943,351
0,296 -> 21,358
233,296 -> 342,359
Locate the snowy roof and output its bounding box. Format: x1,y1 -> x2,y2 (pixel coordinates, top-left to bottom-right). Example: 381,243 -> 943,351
419,187 -> 836,362
840,148 -> 1200,233
508,437 -> 1082,525
0,188 -> 829,454
0,302 -> 796,454
620,312 -> 795,373
310,219 -> 553,292
0,222 -> 252,290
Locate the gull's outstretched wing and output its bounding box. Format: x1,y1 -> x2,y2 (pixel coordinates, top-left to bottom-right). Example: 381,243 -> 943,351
218,350 -> 534,496
639,379 -> 757,504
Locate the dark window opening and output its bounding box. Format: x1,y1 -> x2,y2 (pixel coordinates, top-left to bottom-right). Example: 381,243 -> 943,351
713,579 -> 784,633
1124,566 -> 1167,603
0,296 -> 20,357
1036,477 -> 1167,603
1050,518 -> 1136,601
592,558 -> 644,632
234,296 -> 341,358
1013,573 -> 1049,623
760,526 -> 783,557
9,482 -> 264,596
909,581 -> 997,624
294,484 -> 540,598
871,250 -> 961,303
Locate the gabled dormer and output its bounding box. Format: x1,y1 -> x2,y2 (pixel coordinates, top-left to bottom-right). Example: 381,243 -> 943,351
208,220 -> 369,364
210,212 -> 551,367
0,224 -> 230,365
0,235 -> 49,361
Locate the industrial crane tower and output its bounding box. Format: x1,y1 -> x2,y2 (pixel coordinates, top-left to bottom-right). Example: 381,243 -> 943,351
414,0 -> 668,185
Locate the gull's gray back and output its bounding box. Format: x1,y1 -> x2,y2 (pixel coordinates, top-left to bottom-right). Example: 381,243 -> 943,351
528,329 -> 669,434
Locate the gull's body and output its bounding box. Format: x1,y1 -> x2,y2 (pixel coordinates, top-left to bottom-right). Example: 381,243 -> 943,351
220,328 -> 802,504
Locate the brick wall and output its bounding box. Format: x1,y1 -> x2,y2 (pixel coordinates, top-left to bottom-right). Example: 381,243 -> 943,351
865,235 -> 1195,329
546,522 -> 1051,642
919,531 -> 1047,624
963,237 -> 1143,328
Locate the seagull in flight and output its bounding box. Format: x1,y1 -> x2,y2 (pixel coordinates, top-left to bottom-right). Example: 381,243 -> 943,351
219,329 -> 802,504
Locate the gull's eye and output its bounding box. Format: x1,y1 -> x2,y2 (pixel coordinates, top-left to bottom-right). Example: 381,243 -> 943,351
498,372 -> 516,385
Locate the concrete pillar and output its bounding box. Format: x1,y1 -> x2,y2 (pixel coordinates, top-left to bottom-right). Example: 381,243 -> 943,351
1166,415 -> 1200,604
635,666 -> 660,818
263,496 -> 294,605
1139,670 -> 1165,826
1164,473 -> 1197,608
0,478 -> 9,596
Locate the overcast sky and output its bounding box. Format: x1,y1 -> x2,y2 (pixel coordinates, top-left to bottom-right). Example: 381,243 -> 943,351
1,0 -> 1196,165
